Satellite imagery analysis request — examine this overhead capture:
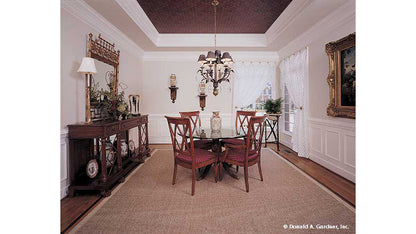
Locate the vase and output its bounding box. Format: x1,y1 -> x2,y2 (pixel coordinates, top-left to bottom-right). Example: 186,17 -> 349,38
120,139 -> 128,157
210,111 -> 221,132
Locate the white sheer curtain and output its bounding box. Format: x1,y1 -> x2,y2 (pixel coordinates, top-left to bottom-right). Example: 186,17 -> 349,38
233,61 -> 276,109
279,48 -> 308,158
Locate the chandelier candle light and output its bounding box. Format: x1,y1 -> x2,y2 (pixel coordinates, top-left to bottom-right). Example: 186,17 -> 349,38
197,0 -> 234,96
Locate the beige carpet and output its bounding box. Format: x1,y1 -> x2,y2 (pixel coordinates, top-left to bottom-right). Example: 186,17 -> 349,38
71,149 -> 355,233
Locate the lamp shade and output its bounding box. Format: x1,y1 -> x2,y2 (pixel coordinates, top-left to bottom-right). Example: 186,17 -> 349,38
206,51 -> 215,61
77,57 -> 97,74
197,54 -> 206,64
221,52 -> 232,62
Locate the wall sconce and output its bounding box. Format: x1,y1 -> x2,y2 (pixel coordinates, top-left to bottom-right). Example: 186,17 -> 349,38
198,94 -> 207,111
169,86 -> 179,103
169,74 -> 178,103
77,57 -> 97,124
198,82 -> 207,110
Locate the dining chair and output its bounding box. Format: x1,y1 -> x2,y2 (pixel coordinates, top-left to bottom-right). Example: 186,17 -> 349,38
165,116 -> 218,196
222,110 -> 256,172
222,110 -> 256,146
179,111 -> 212,149
219,115 -> 267,193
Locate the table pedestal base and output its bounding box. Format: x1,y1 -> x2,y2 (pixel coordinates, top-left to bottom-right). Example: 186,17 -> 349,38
197,139 -> 239,181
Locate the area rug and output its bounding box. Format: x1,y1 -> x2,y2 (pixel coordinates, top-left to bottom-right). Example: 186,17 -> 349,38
70,148 -> 355,233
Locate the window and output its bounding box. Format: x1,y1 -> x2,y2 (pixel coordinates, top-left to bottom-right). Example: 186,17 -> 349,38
242,82 -> 272,111
284,85 -> 295,133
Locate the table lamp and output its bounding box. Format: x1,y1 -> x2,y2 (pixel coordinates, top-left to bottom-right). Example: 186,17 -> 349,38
77,57 -> 97,124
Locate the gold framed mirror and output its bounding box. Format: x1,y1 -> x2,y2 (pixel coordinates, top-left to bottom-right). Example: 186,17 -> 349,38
87,33 -> 120,121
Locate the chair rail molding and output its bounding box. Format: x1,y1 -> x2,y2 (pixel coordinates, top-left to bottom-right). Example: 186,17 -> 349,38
148,113 -> 233,144
61,0 -> 144,58
307,117 -> 355,182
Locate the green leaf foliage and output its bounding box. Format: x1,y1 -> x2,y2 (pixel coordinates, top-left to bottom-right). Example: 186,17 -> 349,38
263,97 -> 284,114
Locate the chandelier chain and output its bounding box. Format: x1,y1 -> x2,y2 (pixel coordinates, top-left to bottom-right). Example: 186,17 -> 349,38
214,2 -> 217,49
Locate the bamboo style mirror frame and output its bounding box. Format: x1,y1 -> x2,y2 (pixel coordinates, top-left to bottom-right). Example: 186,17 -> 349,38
326,33 -> 355,119
87,33 -> 120,121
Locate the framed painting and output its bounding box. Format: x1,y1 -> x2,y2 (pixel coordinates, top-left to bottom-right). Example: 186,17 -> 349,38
326,33 -> 356,119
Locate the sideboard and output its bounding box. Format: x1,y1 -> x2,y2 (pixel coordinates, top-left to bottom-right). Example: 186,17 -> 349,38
67,115 -> 150,197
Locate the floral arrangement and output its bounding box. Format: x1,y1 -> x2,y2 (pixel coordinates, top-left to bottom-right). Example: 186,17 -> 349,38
95,71 -> 130,120
97,90 -> 129,120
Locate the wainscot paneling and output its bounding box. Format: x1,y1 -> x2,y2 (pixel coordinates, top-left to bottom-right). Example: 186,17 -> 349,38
308,118 -> 355,182
61,130 -> 69,199
148,113 -> 233,144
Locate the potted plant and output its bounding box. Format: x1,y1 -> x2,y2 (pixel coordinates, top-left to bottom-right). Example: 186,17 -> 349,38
263,98 -> 284,117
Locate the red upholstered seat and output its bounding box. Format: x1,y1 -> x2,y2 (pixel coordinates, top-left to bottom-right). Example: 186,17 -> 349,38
177,148 -> 217,164
193,139 -> 213,149
219,148 -> 258,163
221,138 -> 245,145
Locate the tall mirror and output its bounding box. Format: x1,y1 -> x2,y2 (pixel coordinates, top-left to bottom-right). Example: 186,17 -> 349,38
87,33 -> 120,121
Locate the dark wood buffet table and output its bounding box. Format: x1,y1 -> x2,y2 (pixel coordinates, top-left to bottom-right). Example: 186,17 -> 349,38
67,115 -> 149,197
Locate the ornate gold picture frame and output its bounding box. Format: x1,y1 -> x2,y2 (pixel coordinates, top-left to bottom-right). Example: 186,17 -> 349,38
326,33 -> 356,119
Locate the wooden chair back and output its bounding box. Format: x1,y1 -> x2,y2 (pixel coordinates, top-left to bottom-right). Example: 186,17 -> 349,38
179,111 -> 201,134
235,111 -> 256,135
245,115 -> 267,156
165,116 -> 194,160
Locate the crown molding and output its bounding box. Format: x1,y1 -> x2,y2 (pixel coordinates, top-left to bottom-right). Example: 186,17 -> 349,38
61,0 -> 144,58
264,0 -> 312,44
156,34 -> 267,47
115,0 -> 159,44
277,0 -> 355,58
143,51 -> 278,62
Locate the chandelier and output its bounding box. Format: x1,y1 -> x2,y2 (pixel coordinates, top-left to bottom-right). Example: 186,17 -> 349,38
197,0 -> 234,96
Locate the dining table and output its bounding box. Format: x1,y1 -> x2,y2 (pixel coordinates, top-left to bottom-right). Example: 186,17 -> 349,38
188,128 -> 246,181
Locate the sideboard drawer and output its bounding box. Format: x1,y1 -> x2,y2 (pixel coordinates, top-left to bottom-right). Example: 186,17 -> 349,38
105,123 -> 119,136
121,120 -> 138,131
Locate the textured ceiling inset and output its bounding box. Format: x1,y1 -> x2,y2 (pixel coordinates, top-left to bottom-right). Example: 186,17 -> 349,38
136,0 -> 293,34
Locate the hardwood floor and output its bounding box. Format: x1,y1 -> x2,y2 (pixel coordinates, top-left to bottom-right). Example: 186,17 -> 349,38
60,193 -> 101,233
61,143 -> 355,232
268,143 -> 355,206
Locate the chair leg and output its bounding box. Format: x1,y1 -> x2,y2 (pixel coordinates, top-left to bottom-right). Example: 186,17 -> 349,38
258,160 -> 263,181
214,163 -> 218,183
172,162 -> 177,185
192,168 -> 196,196
244,165 -> 249,193
219,162 -> 222,181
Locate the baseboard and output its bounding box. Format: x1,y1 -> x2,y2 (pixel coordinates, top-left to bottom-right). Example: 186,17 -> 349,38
309,152 -> 355,182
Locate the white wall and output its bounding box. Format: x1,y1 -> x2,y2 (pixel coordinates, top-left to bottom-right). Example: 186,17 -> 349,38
277,1 -> 356,182
141,59 -> 234,143
141,52 -> 280,144
60,7 -> 143,198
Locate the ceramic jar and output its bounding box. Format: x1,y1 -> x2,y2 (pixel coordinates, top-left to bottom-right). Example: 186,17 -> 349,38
120,139 -> 128,157
210,111 -> 221,132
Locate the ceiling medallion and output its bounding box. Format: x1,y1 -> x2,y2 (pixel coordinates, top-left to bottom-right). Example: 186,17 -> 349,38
197,0 -> 234,96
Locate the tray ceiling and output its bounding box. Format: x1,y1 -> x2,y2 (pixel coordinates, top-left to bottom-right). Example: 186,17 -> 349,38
136,0 -> 292,34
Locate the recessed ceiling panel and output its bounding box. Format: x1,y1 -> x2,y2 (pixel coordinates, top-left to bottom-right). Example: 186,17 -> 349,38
136,0 -> 293,34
